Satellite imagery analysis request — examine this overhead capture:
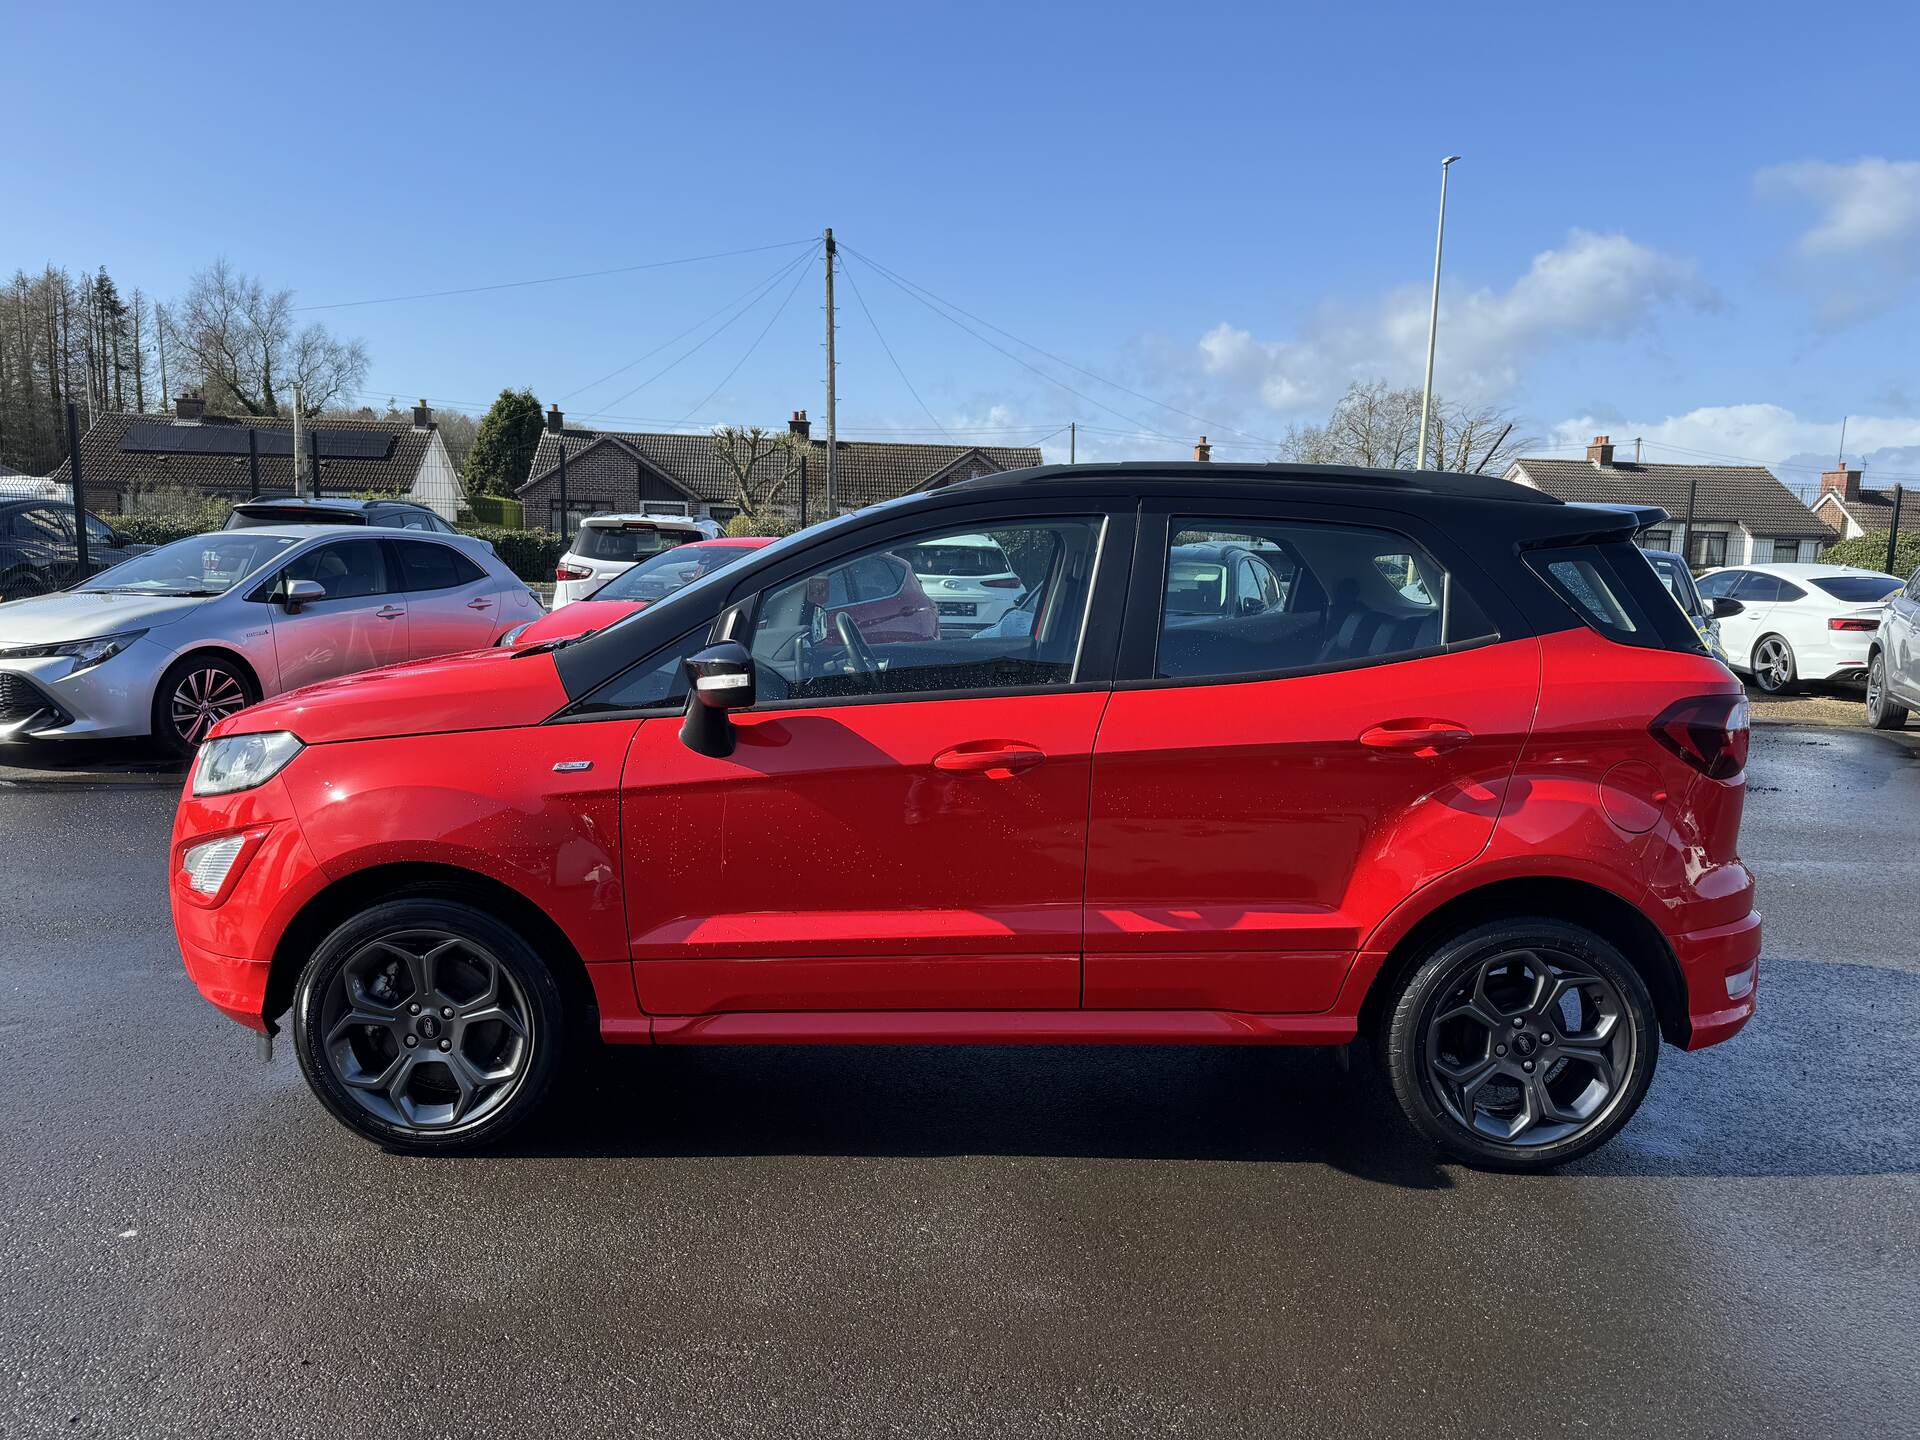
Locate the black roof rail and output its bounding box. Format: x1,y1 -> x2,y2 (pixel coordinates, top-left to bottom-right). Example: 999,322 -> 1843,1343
937,460 -> 1559,505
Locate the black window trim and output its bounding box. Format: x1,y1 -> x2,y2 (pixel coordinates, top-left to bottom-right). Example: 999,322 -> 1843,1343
385,536 -> 486,594
1113,498 -> 1514,692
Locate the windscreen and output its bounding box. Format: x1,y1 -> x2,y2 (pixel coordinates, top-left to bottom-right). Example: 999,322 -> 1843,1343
77,533 -> 299,595
597,544 -> 757,602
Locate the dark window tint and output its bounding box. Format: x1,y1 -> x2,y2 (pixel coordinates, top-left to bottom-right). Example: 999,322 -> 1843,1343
1528,543 -> 1705,654
284,539 -> 391,600
574,524 -> 691,563
589,624 -> 710,712
10,507 -> 70,545
1694,571 -> 1741,600
1732,572 -> 1790,602
1812,575 -> 1903,603
1156,519 -> 1493,681
748,519 -> 1099,702
396,541 -> 485,592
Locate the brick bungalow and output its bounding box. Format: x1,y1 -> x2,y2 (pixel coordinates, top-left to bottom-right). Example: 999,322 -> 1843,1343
517,407 -> 1042,534
1809,462 -> 1906,541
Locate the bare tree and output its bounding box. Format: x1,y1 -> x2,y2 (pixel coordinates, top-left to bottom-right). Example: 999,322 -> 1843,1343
709,424 -> 803,520
1278,379 -> 1532,475
173,258 -> 368,415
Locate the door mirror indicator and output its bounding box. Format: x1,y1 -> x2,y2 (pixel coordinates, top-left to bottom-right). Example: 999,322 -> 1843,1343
680,641 -> 755,757
1711,596 -> 1744,619
282,578 -> 327,613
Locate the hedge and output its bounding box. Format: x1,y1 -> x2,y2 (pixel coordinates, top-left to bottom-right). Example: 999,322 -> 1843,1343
464,494 -> 525,528
1822,532 -> 1920,579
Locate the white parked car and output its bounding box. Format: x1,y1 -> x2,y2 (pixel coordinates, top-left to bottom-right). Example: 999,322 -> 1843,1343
552,514 -> 707,608
1866,566 -> 1920,729
892,532 -> 1025,636
1695,562 -> 1903,694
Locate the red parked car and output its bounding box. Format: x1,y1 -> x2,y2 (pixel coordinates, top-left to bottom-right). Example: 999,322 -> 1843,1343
170,465 -> 1758,1170
498,537 -> 778,648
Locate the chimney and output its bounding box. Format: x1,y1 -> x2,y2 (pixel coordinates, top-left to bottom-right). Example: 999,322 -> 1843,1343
174,393 -> 205,422
1820,462 -> 1863,503
412,399 -> 433,430
789,409 -> 812,441
1193,435 -> 1212,462
546,404 -> 564,435
1586,435 -> 1614,466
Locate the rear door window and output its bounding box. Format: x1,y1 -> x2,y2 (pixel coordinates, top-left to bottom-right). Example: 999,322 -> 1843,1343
395,541 -> 486,592
1154,519 -> 1495,681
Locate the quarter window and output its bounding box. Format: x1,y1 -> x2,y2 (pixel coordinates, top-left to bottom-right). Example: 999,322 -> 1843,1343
747,519 -> 1102,703
590,624 -> 711,712
1155,519 -> 1493,681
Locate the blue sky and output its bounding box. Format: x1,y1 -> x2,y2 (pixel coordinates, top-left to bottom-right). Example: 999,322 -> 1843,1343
11,1 -> 1920,492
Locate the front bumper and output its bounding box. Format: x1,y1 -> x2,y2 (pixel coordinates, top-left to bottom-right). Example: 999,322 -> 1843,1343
1671,909 -> 1762,1049
0,644 -> 160,741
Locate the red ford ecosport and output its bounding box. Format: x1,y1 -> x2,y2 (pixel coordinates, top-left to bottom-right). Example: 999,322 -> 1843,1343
170,464 -> 1758,1170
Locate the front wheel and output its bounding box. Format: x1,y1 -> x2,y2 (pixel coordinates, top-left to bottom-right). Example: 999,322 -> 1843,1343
151,654 -> 254,759
1384,919 -> 1659,1171
291,899 -> 566,1152
1866,652 -> 1910,730
1749,634 -> 1799,695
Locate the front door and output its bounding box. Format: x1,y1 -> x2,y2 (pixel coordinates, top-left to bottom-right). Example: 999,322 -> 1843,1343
1084,509 -> 1540,1014
616,513 -> 1118,1015
266,537 -> 408,693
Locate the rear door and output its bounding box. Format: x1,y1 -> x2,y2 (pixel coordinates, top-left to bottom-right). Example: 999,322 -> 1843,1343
390,539 -> 502,656
1083,502 -> 1539,1015
265,538 -> 408,691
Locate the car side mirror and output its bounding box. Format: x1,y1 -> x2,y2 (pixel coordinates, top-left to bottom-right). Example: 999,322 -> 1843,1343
282,578 -> 327,613
1711,596 -> 1744,618
680,641 -> 755,758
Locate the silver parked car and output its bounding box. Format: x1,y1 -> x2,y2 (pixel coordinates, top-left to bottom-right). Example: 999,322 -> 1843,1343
1866,566 -> 1920,730
0,526 -> 543,756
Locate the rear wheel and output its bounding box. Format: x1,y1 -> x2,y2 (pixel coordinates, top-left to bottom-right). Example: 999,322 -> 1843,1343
150,654 -> 254,759
291,899 -> 566,1152
1749,634 -> 1798,695
1866,651 -> 1909,730
1384,918 -> 1659,1171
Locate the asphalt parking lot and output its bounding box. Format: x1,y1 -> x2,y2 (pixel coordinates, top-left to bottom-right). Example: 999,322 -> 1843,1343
1,724 -> 1916,1437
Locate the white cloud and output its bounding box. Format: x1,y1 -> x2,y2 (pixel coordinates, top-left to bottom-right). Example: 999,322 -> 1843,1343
1757,158 -> 1920,324
1195,230 -> 1714,416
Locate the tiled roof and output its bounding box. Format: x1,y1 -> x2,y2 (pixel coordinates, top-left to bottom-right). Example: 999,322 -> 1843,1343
48,411 -> 436,502
1507,457 -> 1828,540
1813,486 -> 1902,533
520,426 -> 1042,511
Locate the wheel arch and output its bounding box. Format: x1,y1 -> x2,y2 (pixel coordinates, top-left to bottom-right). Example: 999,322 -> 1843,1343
263,861 -> 601,1037
1357,875 -> 1689,1048
155,643 -> 264,705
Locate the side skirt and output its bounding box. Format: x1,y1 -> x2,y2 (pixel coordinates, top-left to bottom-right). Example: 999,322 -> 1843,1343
601,1010 -> 1358,1047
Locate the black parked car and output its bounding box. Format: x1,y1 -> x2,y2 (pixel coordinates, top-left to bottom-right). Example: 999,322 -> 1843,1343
223,496 -> 457,533
0,499 -> 142,600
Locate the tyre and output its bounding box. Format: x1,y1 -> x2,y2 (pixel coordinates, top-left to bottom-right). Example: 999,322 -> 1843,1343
150,653 -> 254,760
1383,918 -> 1659,1172
1866,651 -> 1909,730
291,898 -> 566,1152
1749,634 -> 1798,695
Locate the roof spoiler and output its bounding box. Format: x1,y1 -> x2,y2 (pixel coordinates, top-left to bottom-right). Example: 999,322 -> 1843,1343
1529,501 -> 1671,547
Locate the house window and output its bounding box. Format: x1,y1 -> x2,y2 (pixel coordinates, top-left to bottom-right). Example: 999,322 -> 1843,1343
1640,529 -> 1673,551
1773,538 -> 1801,563
1689,531 -> 1728,568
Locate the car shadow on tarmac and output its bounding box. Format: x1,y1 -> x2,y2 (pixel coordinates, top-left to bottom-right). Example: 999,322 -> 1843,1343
476,954 -> 1916,1185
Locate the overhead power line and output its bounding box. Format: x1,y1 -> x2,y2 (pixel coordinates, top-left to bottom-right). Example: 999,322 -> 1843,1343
293,238 -> 819,312
678,251 -> 816,422
840,257 -> 948,438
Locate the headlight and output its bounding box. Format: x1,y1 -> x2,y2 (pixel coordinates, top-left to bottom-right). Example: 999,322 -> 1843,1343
0,629 -> 147,671
192,731 -> 304,796
496,621 -> 535,647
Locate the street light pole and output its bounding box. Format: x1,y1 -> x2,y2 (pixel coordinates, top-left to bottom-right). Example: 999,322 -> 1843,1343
1416,155 -> 1461,472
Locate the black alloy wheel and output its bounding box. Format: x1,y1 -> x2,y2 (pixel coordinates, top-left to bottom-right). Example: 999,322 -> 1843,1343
1385,919 -> 1658,1171
292,899 -> 566,1152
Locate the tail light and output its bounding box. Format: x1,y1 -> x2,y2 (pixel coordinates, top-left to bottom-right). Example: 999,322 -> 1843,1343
983,577 -> 1023,589
556,564 -> 592,582
1649,694 -> 1749,780
1829,616 -> 1878,632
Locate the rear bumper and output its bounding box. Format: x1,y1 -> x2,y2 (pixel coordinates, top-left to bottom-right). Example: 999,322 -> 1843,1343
1670,909 -> 1761,1049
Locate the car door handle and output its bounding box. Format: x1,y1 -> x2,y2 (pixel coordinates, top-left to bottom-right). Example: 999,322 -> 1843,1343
376,605 -> 406,620
1358,720 -> 1474,755
932,743 -> 1046,775
466,598 -> 493,610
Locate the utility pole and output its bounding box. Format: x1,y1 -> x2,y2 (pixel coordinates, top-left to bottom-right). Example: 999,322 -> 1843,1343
823,228 -> 837,516
1070,422 -> 1076,464
290,382 -> 306,498
1416,155 -> 1461,472
1887,485 -> 1905,575
1634,436 -> 1643,463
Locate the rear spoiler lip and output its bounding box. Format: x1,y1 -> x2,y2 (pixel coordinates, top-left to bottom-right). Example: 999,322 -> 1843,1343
1522,501 -> 1671,548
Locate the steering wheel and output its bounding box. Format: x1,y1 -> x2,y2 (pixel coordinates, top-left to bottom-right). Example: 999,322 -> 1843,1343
834,611 -> 881,679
